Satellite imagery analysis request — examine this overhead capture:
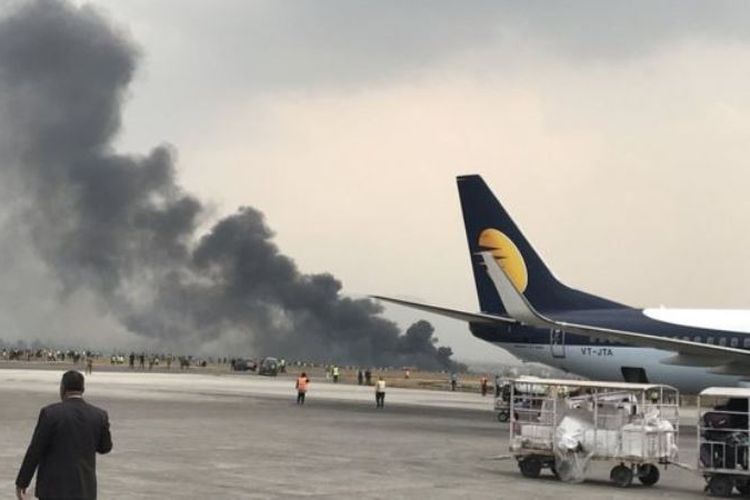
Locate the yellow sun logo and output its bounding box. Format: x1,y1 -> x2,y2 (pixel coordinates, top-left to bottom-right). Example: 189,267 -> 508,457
478,228 -> 528,292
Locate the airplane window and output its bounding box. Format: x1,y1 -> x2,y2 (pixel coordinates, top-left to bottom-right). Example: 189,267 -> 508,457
719,337 -> 727,347
683,336 -> 690,342
693,336 -> 701,343
707,337 -> 715,344
731,338 -> 739,348
744,338 -> 750,348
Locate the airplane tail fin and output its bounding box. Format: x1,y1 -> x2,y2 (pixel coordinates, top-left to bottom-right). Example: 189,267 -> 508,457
457,175 -> 623,315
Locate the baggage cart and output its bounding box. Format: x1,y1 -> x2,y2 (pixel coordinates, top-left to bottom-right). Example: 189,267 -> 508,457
697,387 -> 750,497
495,377 -> 546,422
495,387 -> 511,422
508,378 -> 679,487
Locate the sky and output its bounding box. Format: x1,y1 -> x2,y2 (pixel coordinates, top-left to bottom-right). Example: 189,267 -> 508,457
5,1 -> 750,362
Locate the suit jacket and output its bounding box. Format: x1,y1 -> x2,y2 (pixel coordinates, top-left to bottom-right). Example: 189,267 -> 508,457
16,397 -> 112,500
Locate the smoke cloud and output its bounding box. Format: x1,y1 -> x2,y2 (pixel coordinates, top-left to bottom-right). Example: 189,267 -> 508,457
0,0 -> 460,370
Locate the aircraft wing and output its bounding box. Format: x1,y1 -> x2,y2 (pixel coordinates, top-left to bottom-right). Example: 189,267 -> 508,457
479,252 -> 750,371
370,295 -> 516,325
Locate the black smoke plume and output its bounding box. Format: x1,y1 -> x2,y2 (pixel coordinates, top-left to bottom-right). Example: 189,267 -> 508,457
0,0 -> 460,370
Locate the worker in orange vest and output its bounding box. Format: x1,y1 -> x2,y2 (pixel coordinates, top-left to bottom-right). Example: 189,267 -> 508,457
296,372 -> 310,405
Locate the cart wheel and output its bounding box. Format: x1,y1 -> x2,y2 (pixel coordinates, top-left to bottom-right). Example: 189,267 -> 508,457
497,411 -> 509,422
519,456 -> 542,479
736,479 -> 750,495
708,476 -> 734,497
637,464 -> 660,486
610,464 -> 633,488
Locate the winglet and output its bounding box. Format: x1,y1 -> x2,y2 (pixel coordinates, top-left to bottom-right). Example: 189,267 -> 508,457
479,251 -> 550,328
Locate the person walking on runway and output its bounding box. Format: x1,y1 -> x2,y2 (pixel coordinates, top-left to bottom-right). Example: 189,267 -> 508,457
296,372 -> 310,405
15,370 -> 112,500
375,376 -> 386,409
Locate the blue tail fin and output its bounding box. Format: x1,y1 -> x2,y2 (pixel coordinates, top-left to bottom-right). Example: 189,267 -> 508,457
457,175 -> 623,314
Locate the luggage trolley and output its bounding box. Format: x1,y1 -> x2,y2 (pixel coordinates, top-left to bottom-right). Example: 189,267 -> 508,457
698,387 -> 750,497
495,377 -> 546,423
508,378 -> 680,487
495,379 -> 512,422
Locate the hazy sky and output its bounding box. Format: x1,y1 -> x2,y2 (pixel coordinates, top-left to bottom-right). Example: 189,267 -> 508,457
7,1 -> 750,361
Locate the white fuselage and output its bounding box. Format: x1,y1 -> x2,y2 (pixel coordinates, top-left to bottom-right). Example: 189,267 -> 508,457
493,308 -> 750,394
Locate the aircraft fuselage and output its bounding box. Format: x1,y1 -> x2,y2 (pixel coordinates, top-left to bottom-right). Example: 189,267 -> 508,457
470,307 -> 750,393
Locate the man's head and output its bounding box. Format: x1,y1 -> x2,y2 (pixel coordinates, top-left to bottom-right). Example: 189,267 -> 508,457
60,370 -> 85,400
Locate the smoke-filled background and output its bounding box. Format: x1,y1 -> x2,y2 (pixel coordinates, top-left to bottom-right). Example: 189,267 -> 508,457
0,0 -> 461,370
3,1 -> 750,366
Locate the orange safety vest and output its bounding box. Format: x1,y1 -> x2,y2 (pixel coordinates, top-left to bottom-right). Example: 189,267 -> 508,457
296,377 -> 309,392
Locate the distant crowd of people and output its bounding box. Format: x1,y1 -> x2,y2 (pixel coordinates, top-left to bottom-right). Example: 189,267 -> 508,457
2,345 -> 498,401
1,347 -> 468,381
122,353 -> 193,371
0,347 -> 237,372
1,348 -> 97,363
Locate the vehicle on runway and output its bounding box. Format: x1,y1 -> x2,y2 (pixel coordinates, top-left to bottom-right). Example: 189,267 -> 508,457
376,175 -> 750,394
258,357 -> 280,376
232,358 -> 258,372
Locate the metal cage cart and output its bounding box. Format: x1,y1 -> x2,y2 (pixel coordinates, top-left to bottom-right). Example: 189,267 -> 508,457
495,379 -> 512,422
495,377 -> 547,423
508,378 -> 680,487
698,387 -> 750,497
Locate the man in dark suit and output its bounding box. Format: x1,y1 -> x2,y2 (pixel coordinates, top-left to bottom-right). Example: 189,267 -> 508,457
16,370 -> 112,500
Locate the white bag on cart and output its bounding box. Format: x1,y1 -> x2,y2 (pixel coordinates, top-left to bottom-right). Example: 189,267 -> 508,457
620,419 -> 676,459
520,424 -> 554,450
620,423 -> 647,458
582,429 -> 620,456
556,415 -> 593,450
650,419 -> 676,459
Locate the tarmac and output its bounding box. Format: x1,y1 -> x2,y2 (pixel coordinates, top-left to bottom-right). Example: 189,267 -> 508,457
0,368 -> 710,499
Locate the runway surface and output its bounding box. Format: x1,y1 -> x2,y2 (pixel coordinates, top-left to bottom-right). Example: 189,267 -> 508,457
0,368 -> 708,499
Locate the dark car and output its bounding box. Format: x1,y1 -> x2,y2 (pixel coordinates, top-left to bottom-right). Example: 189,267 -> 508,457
258,357 -> 279,376
233,358 -> 258,372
